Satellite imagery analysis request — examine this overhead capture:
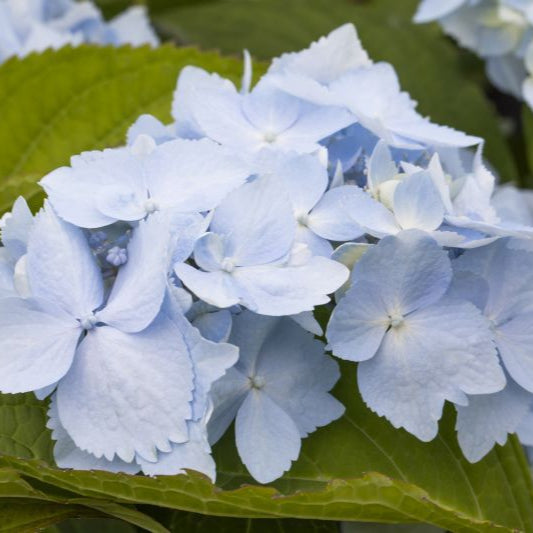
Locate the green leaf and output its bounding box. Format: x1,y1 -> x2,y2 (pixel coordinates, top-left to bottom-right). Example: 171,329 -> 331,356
139,0 -> 517,182
0,361 -> 532,532
0,44 -> 257,214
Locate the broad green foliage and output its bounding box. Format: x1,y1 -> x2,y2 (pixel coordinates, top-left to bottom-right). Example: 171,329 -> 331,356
130,0 -> 517,182
0,362 -> 532,531
0,44 -> 254,214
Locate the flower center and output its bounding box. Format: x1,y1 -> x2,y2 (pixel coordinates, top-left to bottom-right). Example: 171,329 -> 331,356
262,130 -> 278,144
144,198 -> 159,214
295,210 -> 310,226
79,313 -> 98,331
249,375 -> 266,390
388,313 -> 404,329
221,258 -> 236,273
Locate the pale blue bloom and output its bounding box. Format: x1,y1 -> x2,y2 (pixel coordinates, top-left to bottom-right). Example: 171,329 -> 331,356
327,230 -> 505,441
41,136 -> 251,228
106,246 -> 127,267
254,150 -> 363,256
175,175 -> 349,316
181,73 -> 354,155
0,0 -> 158,62
208,311 -> 344,483
0,205 -> 218,468
269,37 -> 481,150
447,239 -> 533,460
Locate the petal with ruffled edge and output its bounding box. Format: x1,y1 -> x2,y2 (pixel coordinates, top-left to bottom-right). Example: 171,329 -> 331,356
47,397 -> 140,474
455,379 -> 533,462
358,299 -> 504,441
56,314 -> 194,463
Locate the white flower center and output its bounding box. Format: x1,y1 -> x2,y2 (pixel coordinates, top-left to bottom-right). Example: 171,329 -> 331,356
295,210 -> 310,226
80,313 -> 98,331
262,130 -> 278,143
389,313 -> 404,329
221,258 -> 236,273
144,199 -> 160,214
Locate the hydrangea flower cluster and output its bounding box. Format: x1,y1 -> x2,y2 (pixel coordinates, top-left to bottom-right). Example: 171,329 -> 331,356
415,0 -> 533,108
2,22 -> 533,484
0,0 -> 158,62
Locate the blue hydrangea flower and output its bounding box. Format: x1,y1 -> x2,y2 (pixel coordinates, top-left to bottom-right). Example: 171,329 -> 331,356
447,239 -> 533,460
0,205 -> 223,468
180,73 -> 354,155
0,0 -> 158,62
175,175 -> 349,315
255,150 -> 363,256
208,311 -> 344,483
326,230 -> 505,441
41,136 -> 252,228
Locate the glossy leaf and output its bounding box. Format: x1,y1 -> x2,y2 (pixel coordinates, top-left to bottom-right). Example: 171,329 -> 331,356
0,360 -> 532,531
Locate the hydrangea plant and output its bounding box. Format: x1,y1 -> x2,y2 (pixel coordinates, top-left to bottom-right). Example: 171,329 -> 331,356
2,1 -> 533,531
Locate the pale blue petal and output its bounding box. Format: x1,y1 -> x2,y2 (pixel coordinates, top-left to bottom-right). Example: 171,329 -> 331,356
446,270 -> 490,312
193,233 -> 226,272
127,114 -> 175,146
496,312 -> 533,393
327,281 -> 388,362
108,6 -> 159,47
255,150 -> 328,214
456,380 -> 533,462
0,298 -> 80,393
208,367 -> 250,445
268,24 -> 370,84
235,391 -> 301,484
98,213 -> 171,333
233,257 -> 348,315
393,172 -> 444,231
172,66 -> 237,139
47,397 -> 140,474
414,0 -> 466,22
147,138 -> 251,213
358,299 -> 504,441
367,140 -> 397,191
295,225 -> 333,257
175,264 -> 242,309
139,417 -> 216,480
26,205 -> 104,318
1,197 -> 33,260
341,186 -> 401,238
192,309 -> 233,343
308,186 -> 365,241
210,175 -> 296,266
352,231 -> 452,315
290,311 -> 323,336
255,317 -> 344,437
56,314 -> 194,463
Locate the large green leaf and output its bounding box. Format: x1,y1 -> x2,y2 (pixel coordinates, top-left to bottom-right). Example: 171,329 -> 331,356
0,44 -> 254,214
0,360 -> 532,532
133,0 -> 517,182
